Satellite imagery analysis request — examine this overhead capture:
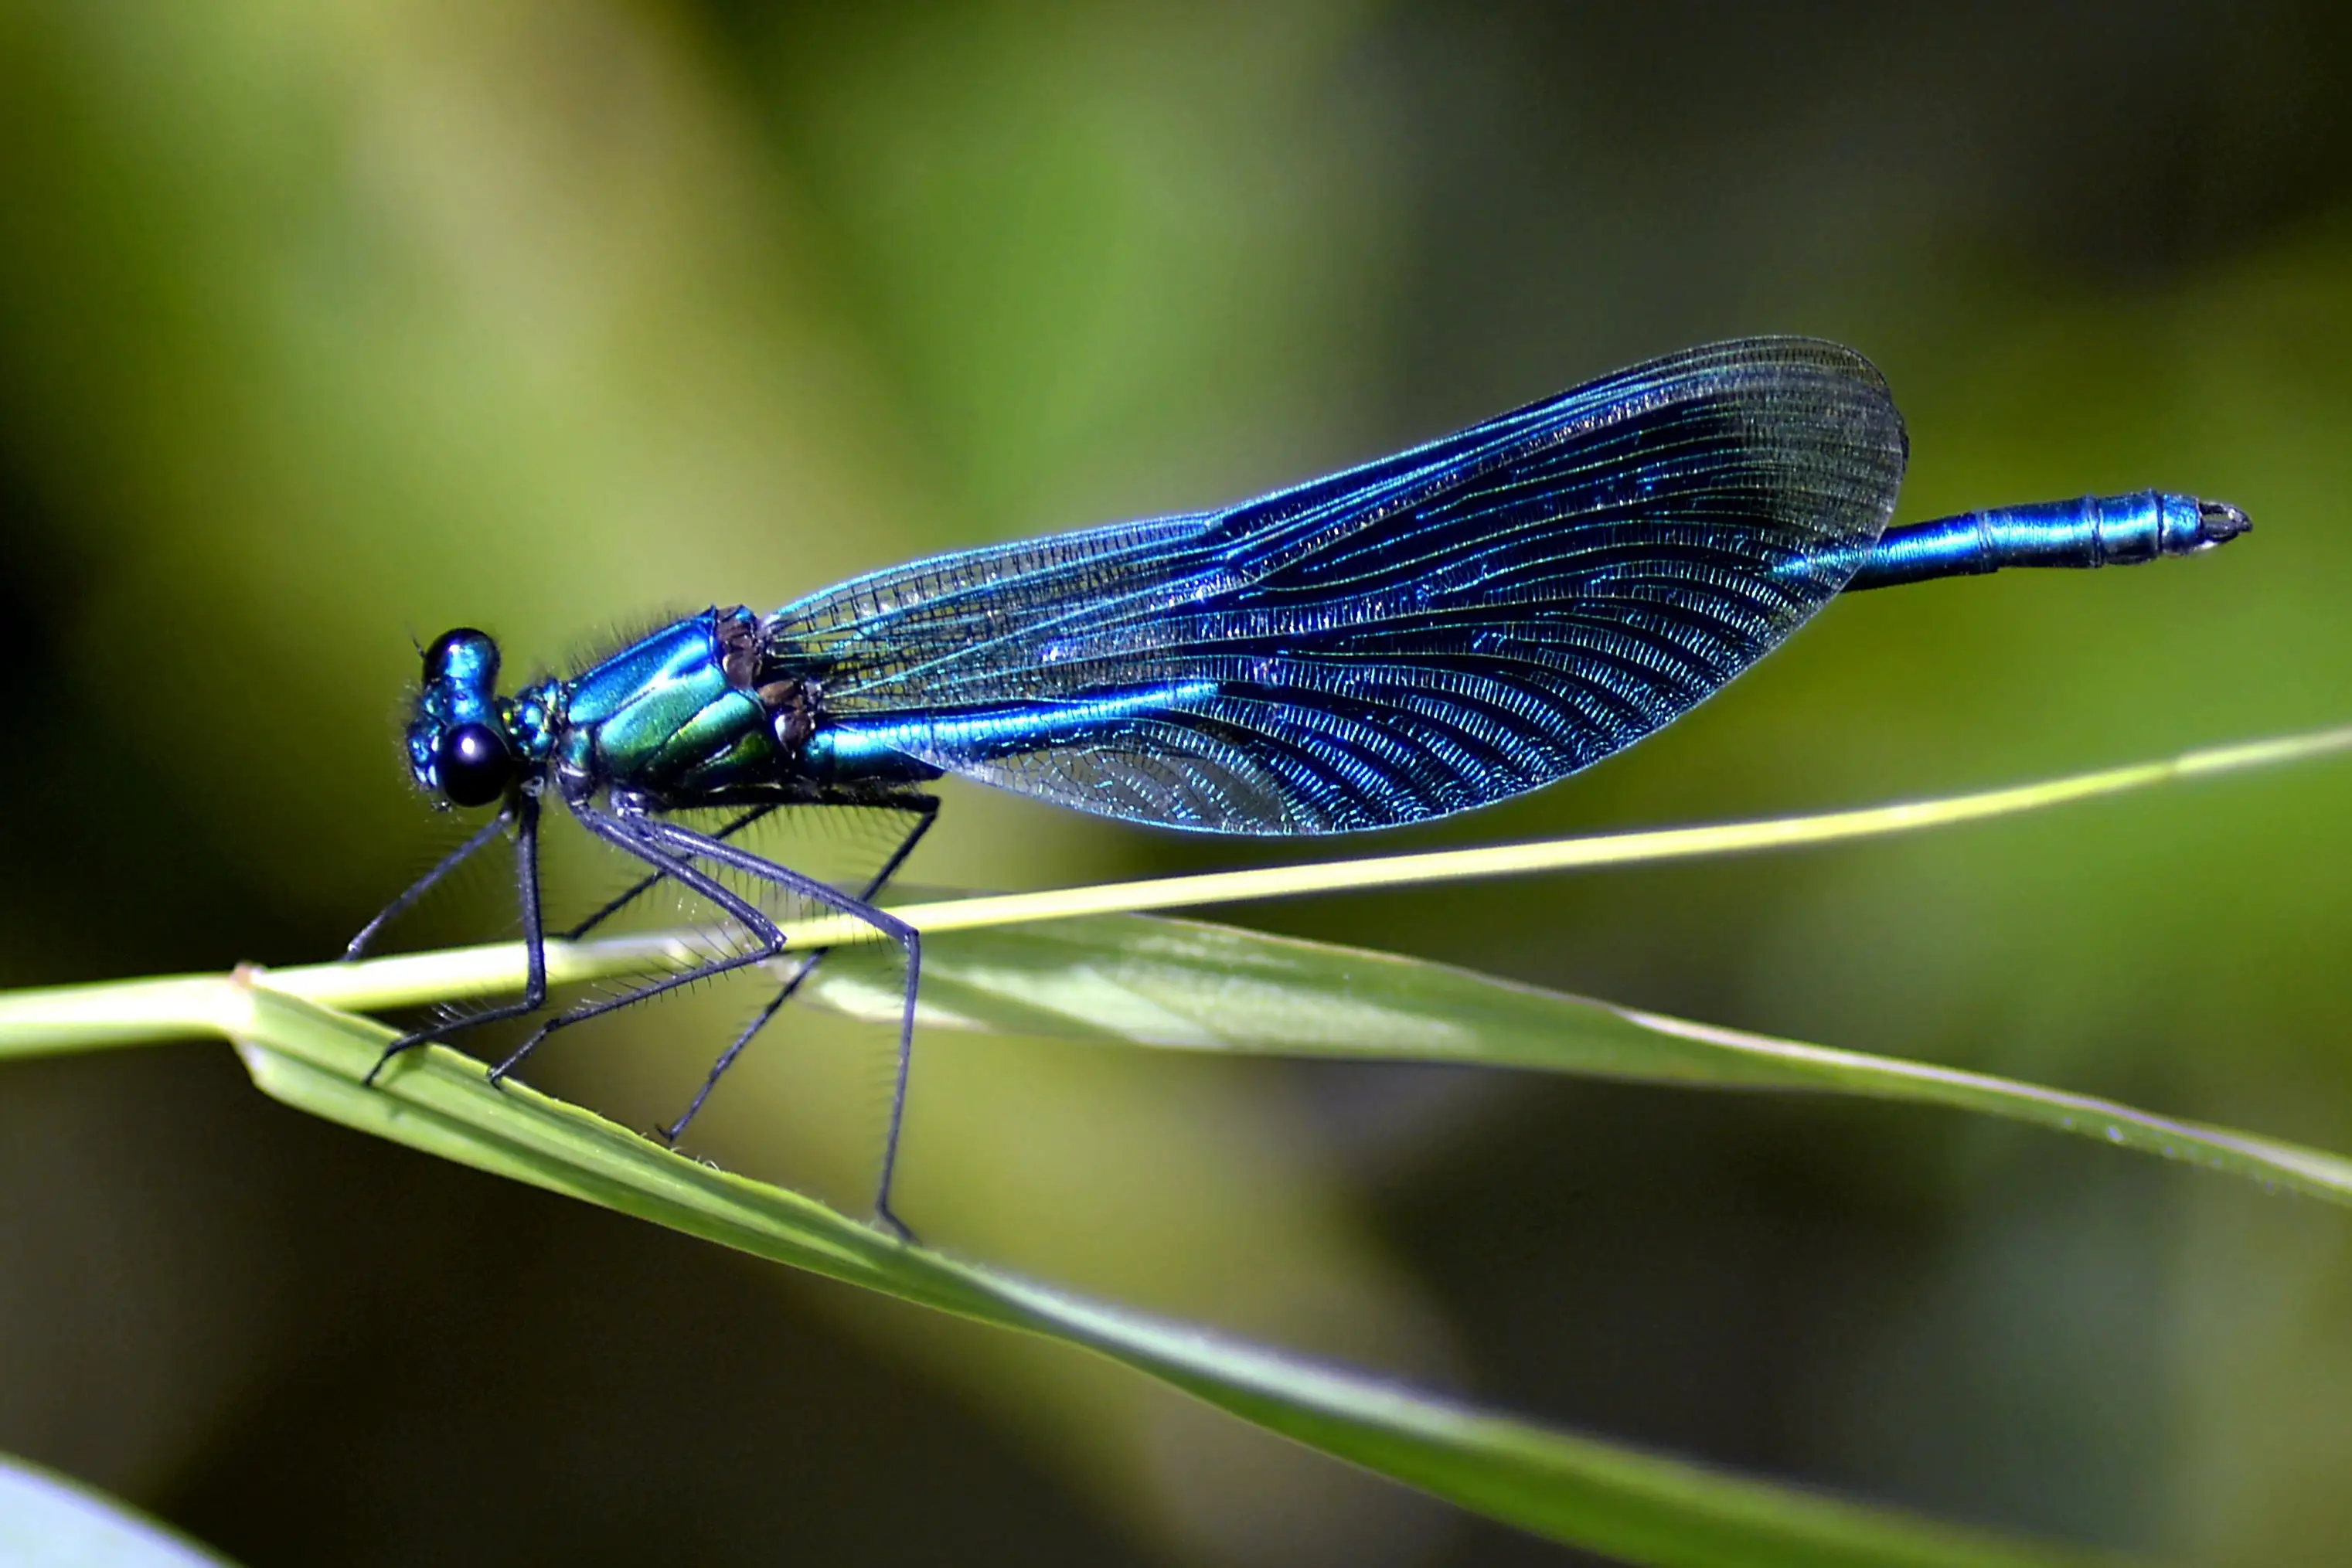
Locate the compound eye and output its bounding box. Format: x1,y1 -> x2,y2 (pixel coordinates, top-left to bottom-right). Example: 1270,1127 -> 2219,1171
424,628 -> 497,685
436,722 -> 516,808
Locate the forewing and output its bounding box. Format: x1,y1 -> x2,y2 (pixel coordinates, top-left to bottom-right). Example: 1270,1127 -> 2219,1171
767,337 -> 1907,833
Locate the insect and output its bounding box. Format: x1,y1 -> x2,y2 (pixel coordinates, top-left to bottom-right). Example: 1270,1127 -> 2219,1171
348,336 -> 2249,1237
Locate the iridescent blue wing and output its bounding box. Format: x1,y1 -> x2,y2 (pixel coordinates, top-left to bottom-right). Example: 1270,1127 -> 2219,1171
767,336 -> 1908,834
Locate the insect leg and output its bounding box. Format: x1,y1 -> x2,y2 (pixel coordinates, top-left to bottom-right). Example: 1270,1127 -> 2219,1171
345,808 -> 512,961
480,801 -> 790,1086
629,815 -> 925,1241
562,804 -> 778,942
365,792 -> 547,1083
659,794 -> 939,1146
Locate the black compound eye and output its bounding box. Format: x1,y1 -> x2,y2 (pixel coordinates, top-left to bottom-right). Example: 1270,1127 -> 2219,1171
436,722 -> 516,808
424,627 -> 497,685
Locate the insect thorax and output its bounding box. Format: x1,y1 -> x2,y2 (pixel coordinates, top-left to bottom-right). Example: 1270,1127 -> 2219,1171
550,607 -> 839,802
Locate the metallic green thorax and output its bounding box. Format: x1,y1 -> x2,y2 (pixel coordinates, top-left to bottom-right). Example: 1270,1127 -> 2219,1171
539,608 -> 783,801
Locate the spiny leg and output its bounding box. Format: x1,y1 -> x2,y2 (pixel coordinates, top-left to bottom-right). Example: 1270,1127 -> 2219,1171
365,793 -> 548,1084
630,816 -> 925,1241
659,795 -> 938,1147
482,801 -> 792,1086
562,804 -> 778,942
345,807 -> 512,961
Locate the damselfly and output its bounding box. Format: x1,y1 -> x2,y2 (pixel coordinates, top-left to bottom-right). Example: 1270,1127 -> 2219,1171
349,337 -> 2249,1236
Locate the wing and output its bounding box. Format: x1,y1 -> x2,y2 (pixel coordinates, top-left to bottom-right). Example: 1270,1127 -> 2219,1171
767,336 -> 1908,834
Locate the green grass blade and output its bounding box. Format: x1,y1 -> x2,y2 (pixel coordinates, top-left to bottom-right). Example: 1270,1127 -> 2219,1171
232,721 -> 2352,1019
803,914 -> 2352,1206
179,975 -> 2120,1567
0,719 -> 2284,1046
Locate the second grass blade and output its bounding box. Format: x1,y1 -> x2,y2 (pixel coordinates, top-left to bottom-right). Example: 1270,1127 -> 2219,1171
802,913 -> 2352,1206
225,980 -> 2119,1568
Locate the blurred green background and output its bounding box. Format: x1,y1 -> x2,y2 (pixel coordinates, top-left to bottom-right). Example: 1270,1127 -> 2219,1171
3,3 -> 2350,1564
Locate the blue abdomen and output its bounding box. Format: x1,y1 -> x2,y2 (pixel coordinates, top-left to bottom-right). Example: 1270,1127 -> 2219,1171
805,681 -> 1220,783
